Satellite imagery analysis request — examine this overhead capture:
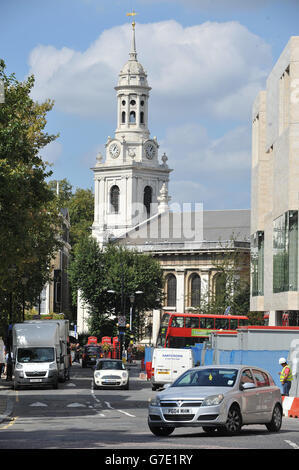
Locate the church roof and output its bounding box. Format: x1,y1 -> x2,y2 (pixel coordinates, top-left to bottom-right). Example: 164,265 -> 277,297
113,208 -> 251,251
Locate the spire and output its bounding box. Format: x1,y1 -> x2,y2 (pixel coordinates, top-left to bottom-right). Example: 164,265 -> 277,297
126,10 -> 137,61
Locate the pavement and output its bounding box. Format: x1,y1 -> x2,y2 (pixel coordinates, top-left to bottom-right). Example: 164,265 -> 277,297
0,377 -> 13,423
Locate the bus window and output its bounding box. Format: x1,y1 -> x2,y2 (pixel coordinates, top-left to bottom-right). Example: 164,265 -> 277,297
239,318 -> 249,326
156,326 -> 167,347
171,316 -> 184,327
201,317 -> 215,329
169,337 -> 187,348
215,317 -> 229,329
229,318 -> 238,330
185,317 -> 199,328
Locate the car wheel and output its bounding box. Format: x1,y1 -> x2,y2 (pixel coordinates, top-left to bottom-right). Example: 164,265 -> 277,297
123,382 -> 129,390
148,424 -> 175,437
224,405 -> 242,435
93,380 -> 98,390
266,404 -> 282,432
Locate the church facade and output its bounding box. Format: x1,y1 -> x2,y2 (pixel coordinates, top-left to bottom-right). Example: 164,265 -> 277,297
77,20 -> 251,343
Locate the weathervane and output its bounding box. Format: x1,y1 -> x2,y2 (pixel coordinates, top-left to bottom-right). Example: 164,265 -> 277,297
126,9 -> 137,29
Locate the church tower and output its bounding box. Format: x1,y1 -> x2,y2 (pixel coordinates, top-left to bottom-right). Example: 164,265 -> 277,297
92,17 -> 172,244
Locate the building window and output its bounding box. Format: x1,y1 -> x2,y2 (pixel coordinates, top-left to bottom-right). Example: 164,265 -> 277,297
129,111 -> 136,123
140,111 -> 144,124
251,231 -> 264,296
143,186 -> 152,217
122,111 -> 126,123
166,274 -> 177,307
110,185 -> 120,214
273,210 -> 298,293
190,273 -> 201,307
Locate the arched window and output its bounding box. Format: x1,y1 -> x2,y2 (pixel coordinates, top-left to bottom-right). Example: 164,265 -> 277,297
143,186 -> 152,218
122,111 -> 126,124
166,274 -> 177,307
190,274 -> 201,307
129,111 -> 136,123
110,185 -> 120,213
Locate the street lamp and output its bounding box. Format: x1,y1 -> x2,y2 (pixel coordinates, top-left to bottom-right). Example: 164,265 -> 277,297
129,291 -> 143,334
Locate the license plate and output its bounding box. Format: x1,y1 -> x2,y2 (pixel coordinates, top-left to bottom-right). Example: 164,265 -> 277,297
29,379 -> 43,383
157,371 -> 170,374
103,380 -> 117,384
167,408 -> 191,414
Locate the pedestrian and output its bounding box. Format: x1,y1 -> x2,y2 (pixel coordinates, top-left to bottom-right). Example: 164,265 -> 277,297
75,343 -> 81,363
278,357 -> 293,396
0,338 -> 5,378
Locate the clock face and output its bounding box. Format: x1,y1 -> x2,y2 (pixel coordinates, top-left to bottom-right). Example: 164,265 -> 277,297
109,143 -> 120,158
145,142 -> 155,159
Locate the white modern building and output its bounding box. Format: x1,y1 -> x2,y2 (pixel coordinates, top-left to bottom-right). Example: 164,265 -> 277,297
250,36 -> 299,326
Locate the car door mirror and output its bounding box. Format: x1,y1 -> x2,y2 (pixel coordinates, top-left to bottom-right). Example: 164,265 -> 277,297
241,382 -> 256,391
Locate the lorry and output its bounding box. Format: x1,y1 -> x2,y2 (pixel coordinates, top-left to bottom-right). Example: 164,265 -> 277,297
151,348 -> 195,391
13,322 -> 61,390
24,319 -> 71,382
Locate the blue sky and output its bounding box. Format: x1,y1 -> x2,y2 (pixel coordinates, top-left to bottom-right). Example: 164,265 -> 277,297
2,0 -> 299,210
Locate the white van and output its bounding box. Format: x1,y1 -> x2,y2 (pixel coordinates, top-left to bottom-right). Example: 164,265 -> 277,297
151,348 -> 194,391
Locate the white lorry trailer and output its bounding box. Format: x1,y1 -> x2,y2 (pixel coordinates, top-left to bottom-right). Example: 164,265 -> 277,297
13,322 -> 61,389
25,319 -> 71,382
151,348 -> 195,391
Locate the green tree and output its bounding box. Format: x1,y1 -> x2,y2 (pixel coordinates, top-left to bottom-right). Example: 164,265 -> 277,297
0,61 -> 61,332
68,239 -> 163,338
197,239 -> 251,317
68,187 -> 94,250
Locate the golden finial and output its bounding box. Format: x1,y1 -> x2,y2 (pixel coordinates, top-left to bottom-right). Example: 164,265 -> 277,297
126,9 -> 137,29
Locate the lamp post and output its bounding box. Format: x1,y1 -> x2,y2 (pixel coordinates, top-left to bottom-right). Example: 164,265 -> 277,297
129,291 -> 143,332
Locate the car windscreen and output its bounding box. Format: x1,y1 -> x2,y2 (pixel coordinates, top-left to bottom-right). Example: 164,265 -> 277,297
172,368 -> 238,387
96,361 -> 125,370
17,347 -> 55,363
85,346 -> 102,354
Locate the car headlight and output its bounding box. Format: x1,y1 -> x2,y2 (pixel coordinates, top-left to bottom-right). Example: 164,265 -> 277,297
49,362 -> 57,370
94,371 -> 101,378
122,372 -> 128,378
15,362 -> 23,370
150,397 -> 160,406
202,394 -> 224,407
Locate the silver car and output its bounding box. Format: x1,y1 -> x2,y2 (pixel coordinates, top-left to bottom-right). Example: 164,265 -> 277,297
148,365 -> 282,436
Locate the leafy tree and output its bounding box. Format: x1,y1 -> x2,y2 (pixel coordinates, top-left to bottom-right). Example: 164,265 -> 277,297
68,239 -> 163,338
196,239 -> 251,317
68,187 -> 94,250
0,60 -> 61,332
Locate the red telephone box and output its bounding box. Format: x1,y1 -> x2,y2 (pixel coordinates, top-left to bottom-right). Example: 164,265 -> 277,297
112,336 -> 119,359
87,336 -> 97,345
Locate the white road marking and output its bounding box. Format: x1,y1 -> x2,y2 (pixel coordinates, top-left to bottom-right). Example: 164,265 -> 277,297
67,403 -> 86,408
285,440 -> 299,449
29,402 -> 48,407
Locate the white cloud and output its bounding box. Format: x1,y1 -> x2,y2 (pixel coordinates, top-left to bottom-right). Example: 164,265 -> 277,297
40,140 -> 63,164
28,20 -> 272,123
163,122 -> 251,208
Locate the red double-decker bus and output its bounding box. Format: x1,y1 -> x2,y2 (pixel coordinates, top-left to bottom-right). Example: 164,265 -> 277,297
156,312 -> 249,348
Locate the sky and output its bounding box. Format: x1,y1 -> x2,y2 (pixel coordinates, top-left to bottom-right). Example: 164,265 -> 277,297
1,0 -> 299,210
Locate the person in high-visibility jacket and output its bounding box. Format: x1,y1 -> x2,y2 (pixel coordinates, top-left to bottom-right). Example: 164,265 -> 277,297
278,357 -> 293,396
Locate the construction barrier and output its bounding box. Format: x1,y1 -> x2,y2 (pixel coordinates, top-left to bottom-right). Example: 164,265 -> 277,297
282,396 -> 299,418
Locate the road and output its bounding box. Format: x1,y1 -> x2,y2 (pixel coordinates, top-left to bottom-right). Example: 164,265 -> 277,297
0,362 -> 299,455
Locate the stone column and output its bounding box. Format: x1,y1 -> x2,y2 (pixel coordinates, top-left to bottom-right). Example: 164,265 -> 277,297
200,270 -> 210,303
176,269 -> 186,312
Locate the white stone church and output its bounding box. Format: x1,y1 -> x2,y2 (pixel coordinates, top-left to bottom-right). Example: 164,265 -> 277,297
77,21 -> 251,344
